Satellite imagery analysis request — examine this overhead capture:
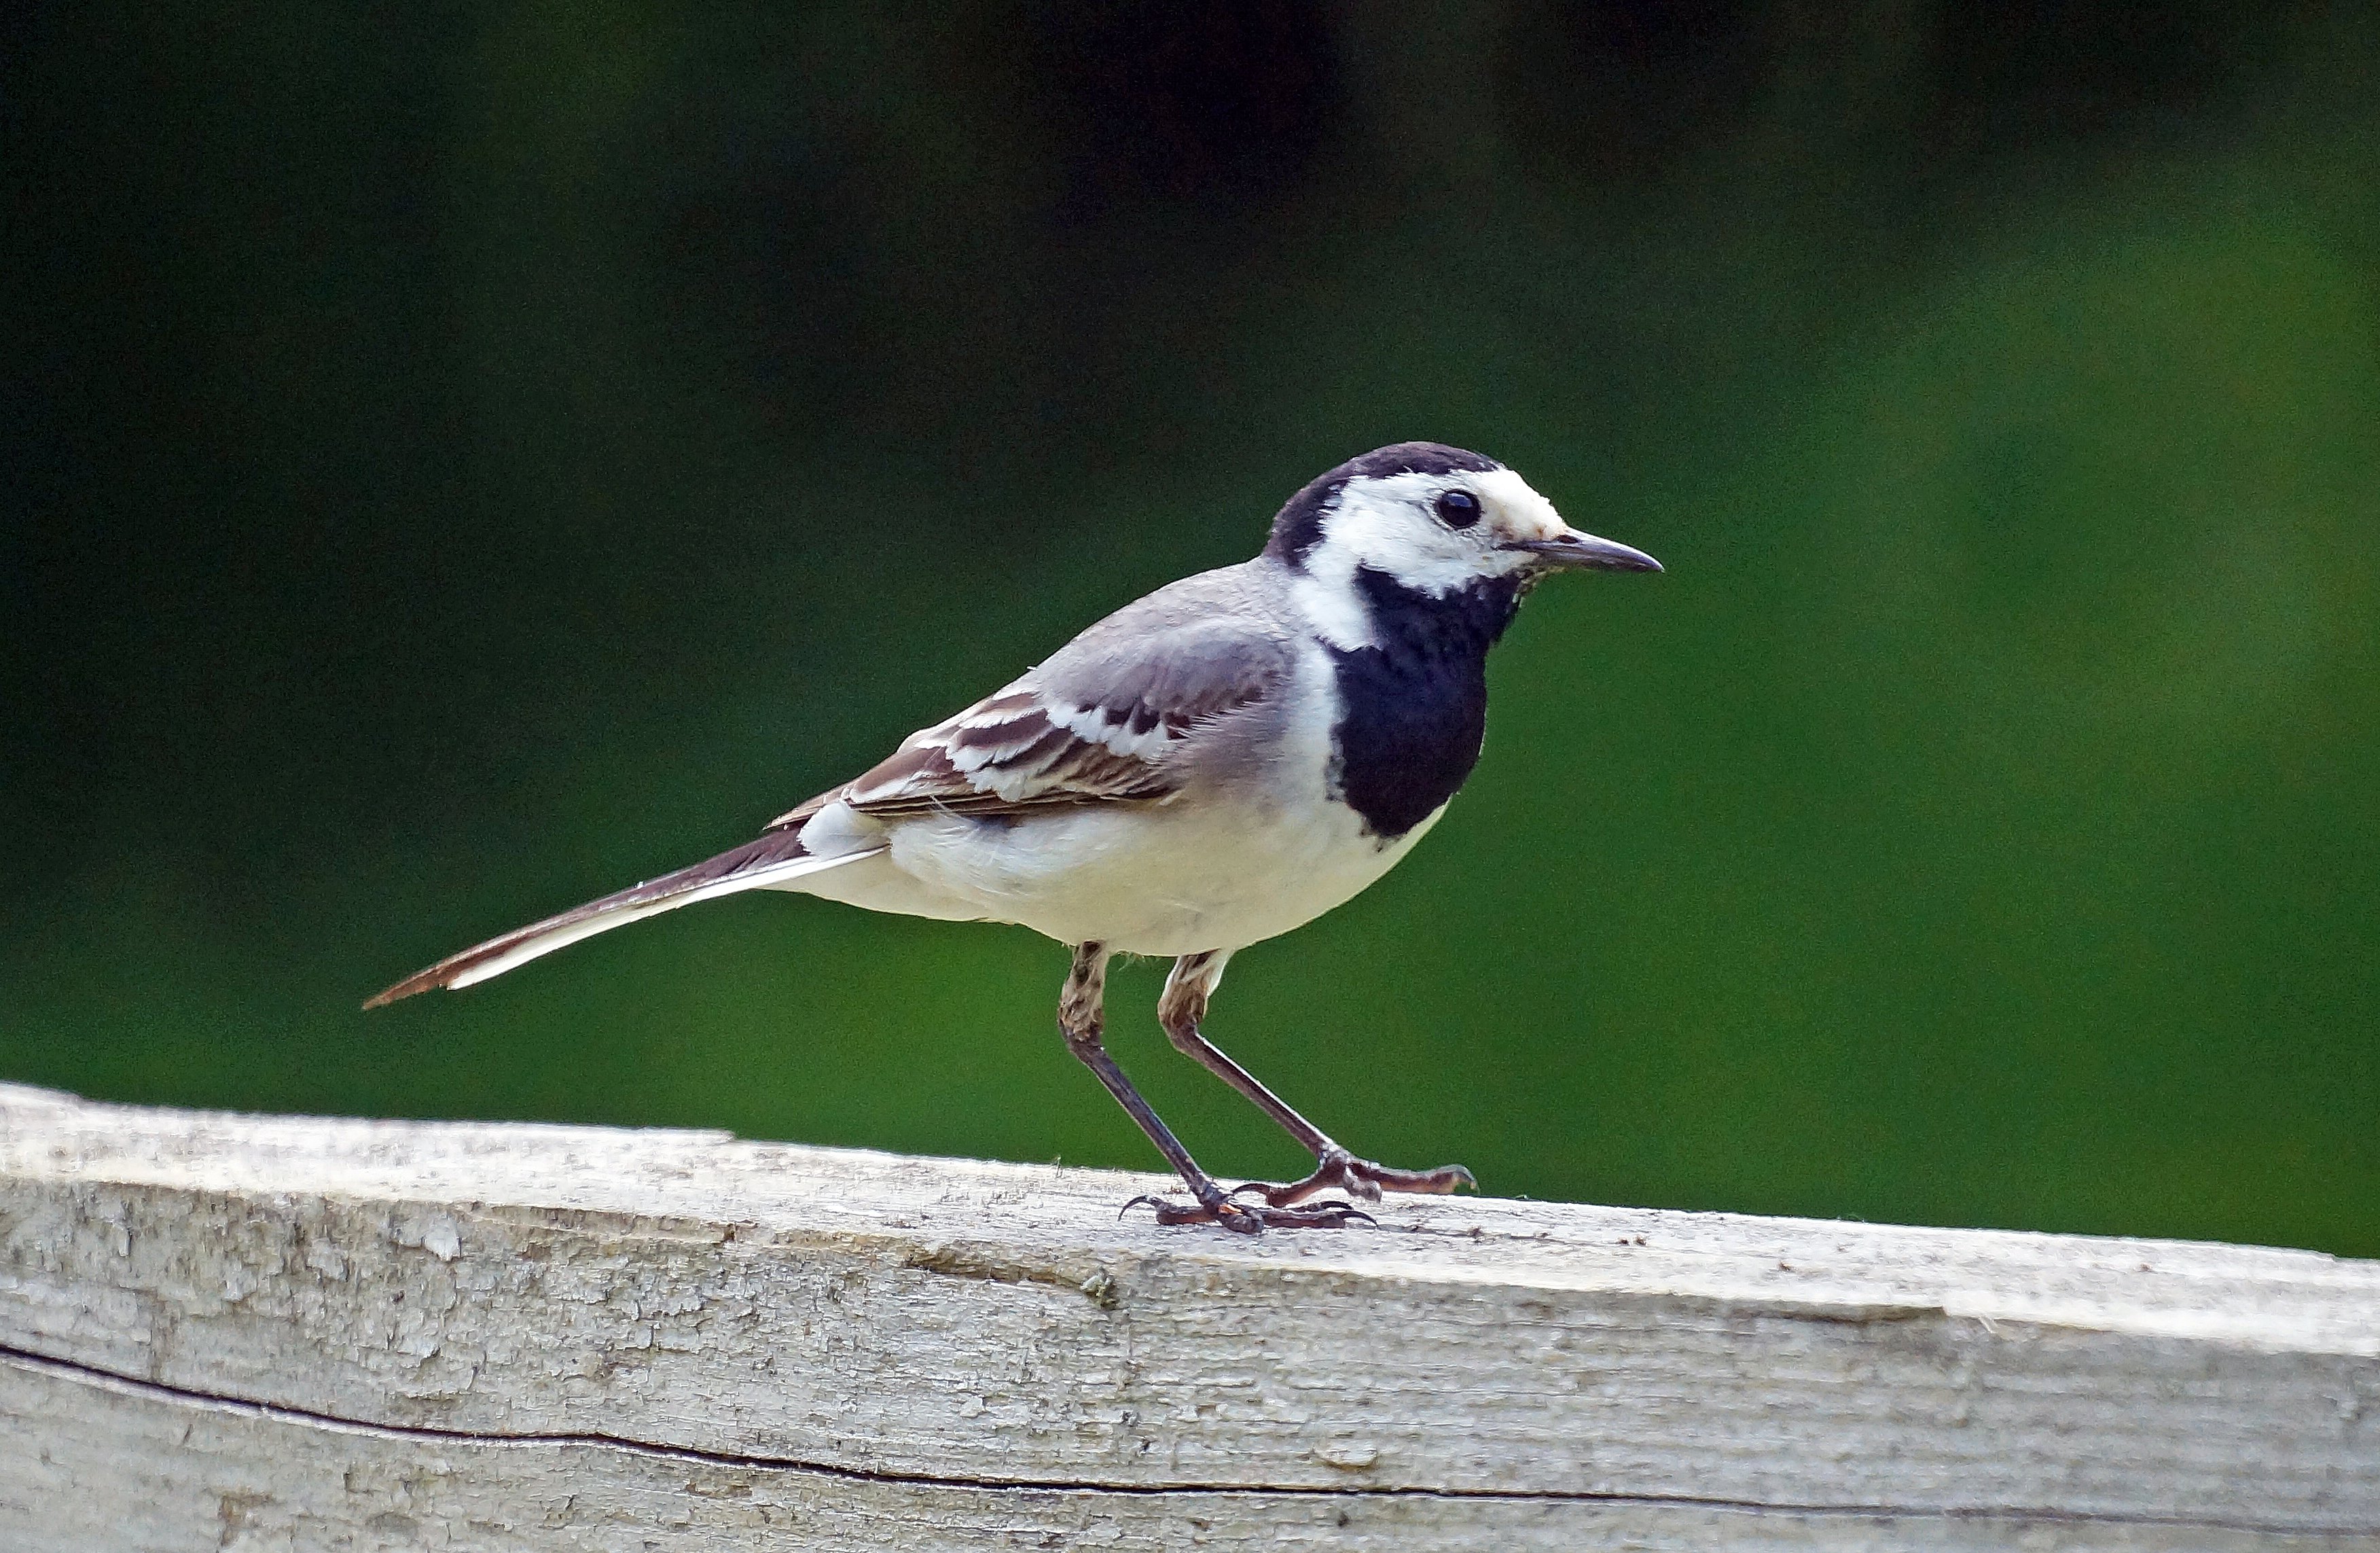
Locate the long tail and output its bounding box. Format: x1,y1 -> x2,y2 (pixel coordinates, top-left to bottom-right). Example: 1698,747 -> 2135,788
365,832 -> 885,1007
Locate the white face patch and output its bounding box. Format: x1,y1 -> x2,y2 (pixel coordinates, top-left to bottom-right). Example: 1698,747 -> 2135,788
1286,467 -> 1572,649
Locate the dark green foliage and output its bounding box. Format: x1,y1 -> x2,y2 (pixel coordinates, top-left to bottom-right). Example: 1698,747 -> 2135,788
5,3 -> 2375,1254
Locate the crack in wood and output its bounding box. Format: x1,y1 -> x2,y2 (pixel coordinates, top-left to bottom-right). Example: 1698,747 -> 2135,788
5,1344 -> 2368,1539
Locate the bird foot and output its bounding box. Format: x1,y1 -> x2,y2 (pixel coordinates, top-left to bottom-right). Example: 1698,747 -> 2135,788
1121,1194 -> 1375,1233
1229,1149 -> 1476,1207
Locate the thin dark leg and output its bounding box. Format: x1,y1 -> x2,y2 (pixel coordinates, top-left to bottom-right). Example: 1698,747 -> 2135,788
1058,943 -> 1367,1233
1160,951 -> 1476,1208
1059,944 -> 1231,1219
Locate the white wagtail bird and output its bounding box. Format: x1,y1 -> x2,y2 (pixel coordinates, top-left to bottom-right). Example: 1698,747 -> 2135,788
371,443 -> 1661,1231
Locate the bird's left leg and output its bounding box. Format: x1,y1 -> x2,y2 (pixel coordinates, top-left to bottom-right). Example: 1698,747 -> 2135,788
1159,952 -> 1477,1208
1059,943 -> 1367,1232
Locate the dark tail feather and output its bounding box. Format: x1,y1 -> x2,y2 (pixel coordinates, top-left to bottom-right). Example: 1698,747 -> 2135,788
365,830 -> 882,1007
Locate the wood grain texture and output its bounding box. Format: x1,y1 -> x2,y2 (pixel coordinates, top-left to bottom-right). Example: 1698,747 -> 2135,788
2,1081 -> 2376,1550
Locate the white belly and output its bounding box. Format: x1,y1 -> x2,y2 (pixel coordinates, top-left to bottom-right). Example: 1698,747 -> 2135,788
810,796 -> 1441,956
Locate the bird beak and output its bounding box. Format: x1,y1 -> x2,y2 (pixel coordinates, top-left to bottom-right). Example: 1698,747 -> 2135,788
1504,529 -> 1663,573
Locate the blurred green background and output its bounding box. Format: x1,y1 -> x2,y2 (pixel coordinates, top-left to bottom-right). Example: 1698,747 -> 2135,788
6,3 -> 2376,1255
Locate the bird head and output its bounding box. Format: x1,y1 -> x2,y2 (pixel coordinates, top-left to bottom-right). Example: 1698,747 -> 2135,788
1265,443 -> 1659,643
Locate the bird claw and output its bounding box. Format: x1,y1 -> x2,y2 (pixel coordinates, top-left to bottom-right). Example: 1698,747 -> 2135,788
1121,1194 -> 1373,1232
1231,1154 -> 1477,1209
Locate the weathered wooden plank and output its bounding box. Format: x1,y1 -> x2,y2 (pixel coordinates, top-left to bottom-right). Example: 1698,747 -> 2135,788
7,1349 -> 2369,1552
2,1082 -> 2376,1550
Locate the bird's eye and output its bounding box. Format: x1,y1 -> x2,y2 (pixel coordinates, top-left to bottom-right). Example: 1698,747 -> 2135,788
1435,489 -> 1481,529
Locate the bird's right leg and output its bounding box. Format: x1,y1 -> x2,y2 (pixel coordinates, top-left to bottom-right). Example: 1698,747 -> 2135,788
1058,942 -> 1365,1234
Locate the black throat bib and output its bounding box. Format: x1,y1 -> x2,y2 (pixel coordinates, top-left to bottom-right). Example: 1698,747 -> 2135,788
1325,568 -> 1525,840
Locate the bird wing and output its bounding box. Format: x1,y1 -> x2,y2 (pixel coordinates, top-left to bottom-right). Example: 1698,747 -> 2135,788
778,577 -> 1298,825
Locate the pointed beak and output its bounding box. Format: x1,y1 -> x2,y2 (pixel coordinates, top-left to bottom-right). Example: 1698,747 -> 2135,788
1505,529 -> 1663,573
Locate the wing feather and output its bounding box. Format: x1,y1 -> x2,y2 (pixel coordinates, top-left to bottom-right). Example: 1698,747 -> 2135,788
829,605 -> 1294,822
